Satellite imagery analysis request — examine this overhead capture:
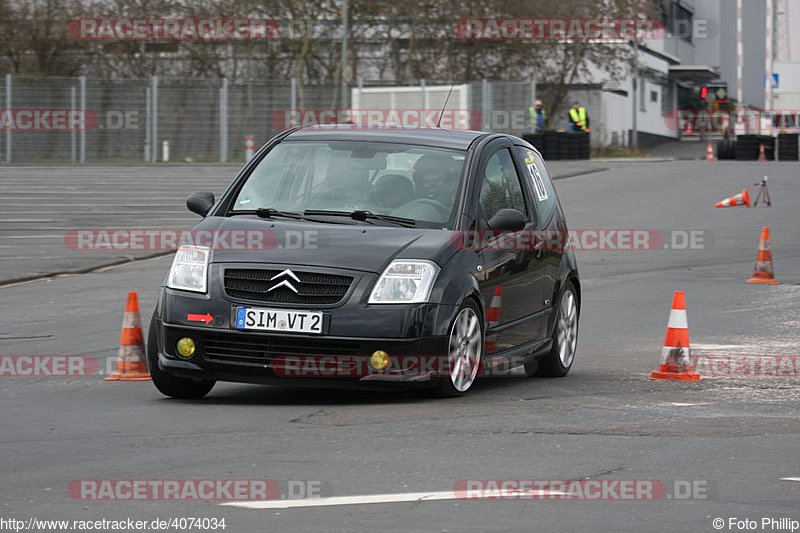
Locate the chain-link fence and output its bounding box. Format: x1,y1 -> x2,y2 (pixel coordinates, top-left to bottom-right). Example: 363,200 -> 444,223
0,76 -> 601,163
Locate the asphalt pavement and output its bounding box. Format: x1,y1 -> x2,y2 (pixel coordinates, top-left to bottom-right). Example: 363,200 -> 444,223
1,160 -> 799,532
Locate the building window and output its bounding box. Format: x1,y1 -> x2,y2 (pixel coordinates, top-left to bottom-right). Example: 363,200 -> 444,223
651,90 -> 659,103
662,1 -> 694,43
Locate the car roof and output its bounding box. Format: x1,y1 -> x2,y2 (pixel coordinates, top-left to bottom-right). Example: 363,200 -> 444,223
284,125 -> 487,150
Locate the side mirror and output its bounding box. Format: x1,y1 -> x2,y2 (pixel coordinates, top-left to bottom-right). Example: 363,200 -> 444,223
487,208 -> 527,232
186,191 -> 215,217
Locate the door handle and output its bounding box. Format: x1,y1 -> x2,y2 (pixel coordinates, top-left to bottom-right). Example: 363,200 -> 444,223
533,235 -> 545,258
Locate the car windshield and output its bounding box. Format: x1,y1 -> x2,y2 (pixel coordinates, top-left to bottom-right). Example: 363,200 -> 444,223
231,140 -> 467,228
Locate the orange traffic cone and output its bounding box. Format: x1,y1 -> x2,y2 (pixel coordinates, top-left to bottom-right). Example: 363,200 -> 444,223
757,143 -> 767,162
484,286 -> 502,351
650,291 -> 700,381
747,226 -> 779,285
715,188 -> 750,208
705,141 -> 715,162
104,291 -> 151,381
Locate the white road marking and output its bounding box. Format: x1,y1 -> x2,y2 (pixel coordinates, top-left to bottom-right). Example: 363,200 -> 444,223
221,489 -> 567,509
780,477 -> 800,482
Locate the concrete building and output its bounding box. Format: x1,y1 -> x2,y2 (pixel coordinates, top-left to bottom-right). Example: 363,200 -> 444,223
579,0 -> 795,147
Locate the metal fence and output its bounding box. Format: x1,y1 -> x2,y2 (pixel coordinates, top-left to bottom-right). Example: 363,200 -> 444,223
0,76 -> 546,163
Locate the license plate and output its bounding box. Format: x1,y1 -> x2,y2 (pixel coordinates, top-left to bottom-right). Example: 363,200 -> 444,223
234,307 -> 323,334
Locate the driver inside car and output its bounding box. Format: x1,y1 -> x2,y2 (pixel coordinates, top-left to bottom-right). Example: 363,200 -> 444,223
411,153 -> 460,208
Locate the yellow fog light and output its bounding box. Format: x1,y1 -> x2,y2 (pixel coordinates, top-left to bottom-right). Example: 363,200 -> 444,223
368,350 -> 390,371
176,337 -> 196,358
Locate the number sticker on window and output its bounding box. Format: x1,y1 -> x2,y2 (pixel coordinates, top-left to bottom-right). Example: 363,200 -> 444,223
527,163 -> 548,202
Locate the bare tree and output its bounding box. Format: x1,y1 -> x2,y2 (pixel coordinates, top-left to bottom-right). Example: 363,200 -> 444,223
0,0 -> 654,122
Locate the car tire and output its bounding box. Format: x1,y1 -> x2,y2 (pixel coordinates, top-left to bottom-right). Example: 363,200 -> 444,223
531,280 -> 579,378
147,313 -> 215,399
433,300 -> 484,397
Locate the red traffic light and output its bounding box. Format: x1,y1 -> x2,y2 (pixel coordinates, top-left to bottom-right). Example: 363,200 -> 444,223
700,86 -> 708,99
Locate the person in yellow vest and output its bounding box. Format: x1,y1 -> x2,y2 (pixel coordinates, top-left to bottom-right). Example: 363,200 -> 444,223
527,99 -> 546,132
568,101 -> 589,132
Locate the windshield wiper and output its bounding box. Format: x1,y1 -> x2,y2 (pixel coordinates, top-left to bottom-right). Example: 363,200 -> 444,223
303,210 -> 416,227
254,207 -> 304,220
231,206 -> 349,225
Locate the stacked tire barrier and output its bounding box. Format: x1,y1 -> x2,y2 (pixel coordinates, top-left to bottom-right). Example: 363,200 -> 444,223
735,135 -> 775,160
543,131 -> 563,160
523,133 -> 545,156
716,139 -> 736,160
777,133 -> 799,161
522,132 -> 590,160
562,132 -> 591,159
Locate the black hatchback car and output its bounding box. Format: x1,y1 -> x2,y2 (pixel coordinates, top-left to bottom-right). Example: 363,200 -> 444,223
147,125 -> 579,398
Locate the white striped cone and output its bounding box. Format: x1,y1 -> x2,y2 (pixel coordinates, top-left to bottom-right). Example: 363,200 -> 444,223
705,142 -> 715,162
651,290 -> 699,381
118,342 -> 145,363
660,306 -> 690,367
245,135 -> 255,161
757,143 -> 767,162
485,287 -> 502,350
105,291 -> 150,381
715,188 -> 750,208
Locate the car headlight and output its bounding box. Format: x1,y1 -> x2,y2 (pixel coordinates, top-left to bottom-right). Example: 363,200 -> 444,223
167,245 -> 209,293
368,260 -> 440,304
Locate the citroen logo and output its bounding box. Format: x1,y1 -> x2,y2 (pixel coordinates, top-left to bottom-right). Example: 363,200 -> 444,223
268,269 -> 300,293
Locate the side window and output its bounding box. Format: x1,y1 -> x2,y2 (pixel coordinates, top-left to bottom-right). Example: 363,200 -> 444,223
478,148 -> 527,224
515,147 -> 557,222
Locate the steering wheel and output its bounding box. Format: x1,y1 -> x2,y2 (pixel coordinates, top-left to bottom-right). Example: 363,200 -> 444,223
390,198 -> 451,222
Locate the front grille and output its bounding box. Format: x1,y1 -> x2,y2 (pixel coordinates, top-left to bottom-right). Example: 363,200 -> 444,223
224,268 -> 353,305
202,331 -> 360,365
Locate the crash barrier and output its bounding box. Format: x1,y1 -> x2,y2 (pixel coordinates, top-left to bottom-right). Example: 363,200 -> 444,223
777,133 -> 799,161
522,131 -> 590,160
715,135 -> 800,161
736,135 -> 774,160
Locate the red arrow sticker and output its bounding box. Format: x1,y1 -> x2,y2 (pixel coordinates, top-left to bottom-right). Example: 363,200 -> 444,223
187,313 -> 213,324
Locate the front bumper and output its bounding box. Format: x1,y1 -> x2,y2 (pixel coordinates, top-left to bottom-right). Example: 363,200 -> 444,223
153,274 -> 457,386
155,322 -> 451,387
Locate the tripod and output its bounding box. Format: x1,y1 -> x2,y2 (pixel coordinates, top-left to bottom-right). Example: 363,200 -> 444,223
753,176 -> 771,207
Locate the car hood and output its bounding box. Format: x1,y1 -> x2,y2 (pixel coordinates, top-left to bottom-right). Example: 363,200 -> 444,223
194,216 -> 459,274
